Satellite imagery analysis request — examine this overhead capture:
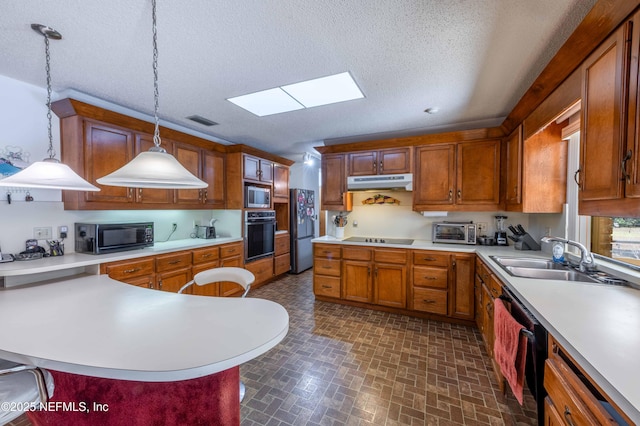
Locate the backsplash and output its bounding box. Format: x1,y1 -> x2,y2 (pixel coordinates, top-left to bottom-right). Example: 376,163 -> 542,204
327,191 -> 565,243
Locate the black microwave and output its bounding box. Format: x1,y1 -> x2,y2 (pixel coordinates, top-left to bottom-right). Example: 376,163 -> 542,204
245,185 -> 271,208
75,222 -> 154,254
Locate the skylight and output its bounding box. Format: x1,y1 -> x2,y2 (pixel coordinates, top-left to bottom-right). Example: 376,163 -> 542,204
227,72 -> 364,116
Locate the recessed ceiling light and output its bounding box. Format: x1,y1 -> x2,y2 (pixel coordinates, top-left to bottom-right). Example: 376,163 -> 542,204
227,72 -> 364,117
424,107 -> 439,114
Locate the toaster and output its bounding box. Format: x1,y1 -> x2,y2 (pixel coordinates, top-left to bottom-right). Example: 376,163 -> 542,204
196,225 -> 216,239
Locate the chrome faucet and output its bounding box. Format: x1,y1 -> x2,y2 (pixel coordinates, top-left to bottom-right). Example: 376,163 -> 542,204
541,236 -> 596,272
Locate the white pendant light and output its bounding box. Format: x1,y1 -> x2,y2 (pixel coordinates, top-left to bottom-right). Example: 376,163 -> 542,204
0,24 -> 99,192
97,0 -> 207,189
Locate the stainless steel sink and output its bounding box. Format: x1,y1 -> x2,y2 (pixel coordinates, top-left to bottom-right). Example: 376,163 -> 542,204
503,266 -> 598,283
490,256 -> 566,270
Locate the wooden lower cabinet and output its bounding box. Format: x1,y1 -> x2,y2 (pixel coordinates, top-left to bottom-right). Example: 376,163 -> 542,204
245,256 -> 274,288
544,335 -> 631,425
274,232 -> 291,276
312,244 -> 475,321
100,241 -> 256,297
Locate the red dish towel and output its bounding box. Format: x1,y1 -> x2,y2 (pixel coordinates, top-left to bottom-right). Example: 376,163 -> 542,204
493,298 -> 528,404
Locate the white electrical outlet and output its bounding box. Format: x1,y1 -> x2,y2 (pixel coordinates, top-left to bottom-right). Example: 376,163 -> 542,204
477,222 -> 488,235
34,227 -> 52,240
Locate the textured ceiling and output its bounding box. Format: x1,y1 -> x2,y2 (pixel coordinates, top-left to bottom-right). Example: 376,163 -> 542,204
0,0 -> 596,160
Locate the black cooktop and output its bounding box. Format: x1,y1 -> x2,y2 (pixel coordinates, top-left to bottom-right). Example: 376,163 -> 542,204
343,236 -> 414,245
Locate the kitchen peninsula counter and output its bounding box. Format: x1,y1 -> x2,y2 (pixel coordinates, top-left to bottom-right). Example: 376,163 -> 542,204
312,236 -> 640,422
0,273 -> 288,381
0,237 -> 243,279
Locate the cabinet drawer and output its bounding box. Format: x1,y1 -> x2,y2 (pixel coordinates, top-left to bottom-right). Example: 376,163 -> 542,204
274,253 -> 290,275
314,258 -> 341,277
314,244 -> 341,259
314,275 -> 341,298
245,257 -> 274,284
220,242 -> 243,259
192,247 -> 220,265
342,246 -> 372,261
156,252 -> 192,272
477,260 -> 491,283
412,266 -> 448,288
275,234 -> 290,255
374,248 -> 407,264
412,251 -> 449,267
413,287 -> 448,315
103,258 -> 155,280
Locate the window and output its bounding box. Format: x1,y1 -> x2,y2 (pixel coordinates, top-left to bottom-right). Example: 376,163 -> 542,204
592,217 -> 640,267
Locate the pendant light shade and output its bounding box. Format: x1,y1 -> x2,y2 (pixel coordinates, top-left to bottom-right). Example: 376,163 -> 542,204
95,0 -> 206,190
0,24 -> 99,192
97,148 -> 207,188
0,158 -> 100,191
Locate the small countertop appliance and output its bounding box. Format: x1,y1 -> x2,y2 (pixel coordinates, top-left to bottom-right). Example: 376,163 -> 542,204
495,215 -> 508,246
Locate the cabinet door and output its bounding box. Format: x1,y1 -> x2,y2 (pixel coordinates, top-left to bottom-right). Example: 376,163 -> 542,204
273,164 -> 289,201
343,260 -> 372,303
243,155 -> 260,180
504,126 -> 522,207
259,159 -> 274,183
625,13 -> 640,199
135,133 -> 173,204
379,148 -> 411,175
348,151 -> 377,176
580,25 -> 626,204
451,254 -> 475,320
474,274 -> 483,331
84,121 -> 134,203
374,263 -> 406,308
321,154 -> 349,210
457,140 -> 501,206
157,267 -> 191,293
482,284 -> 494,357
202,150 -> 225,207
414,144 -> 455,206
174,142 -> 203,204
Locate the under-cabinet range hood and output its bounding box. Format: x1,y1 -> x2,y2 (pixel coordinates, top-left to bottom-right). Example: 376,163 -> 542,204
347,173 -> 413,191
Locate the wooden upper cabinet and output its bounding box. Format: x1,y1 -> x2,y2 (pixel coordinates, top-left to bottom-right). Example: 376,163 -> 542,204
83,120 -> 134,204
174,142 -> 203,205
457,140 -> 501,207
321,153 -> 352,211
135,134 -> 173,204
579,21 -> 630,215
202,150 -> 225,208
273,164 -> 289,202
348,147 -> 412,176
414,140 -> 500,211
504,126 -> 523,207
414,144 -> 456,207
244,154 -> 273,183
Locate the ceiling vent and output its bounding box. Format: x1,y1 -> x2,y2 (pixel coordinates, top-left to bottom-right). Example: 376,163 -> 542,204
186,115 -> 218,126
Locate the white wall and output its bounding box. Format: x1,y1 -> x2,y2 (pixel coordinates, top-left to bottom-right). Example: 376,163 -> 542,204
0,75 -> 241,254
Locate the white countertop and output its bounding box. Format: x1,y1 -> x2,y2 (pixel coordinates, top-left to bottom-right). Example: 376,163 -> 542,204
0,237 -> 243,277
0,274 -> 288,382
312,236 -> 640,422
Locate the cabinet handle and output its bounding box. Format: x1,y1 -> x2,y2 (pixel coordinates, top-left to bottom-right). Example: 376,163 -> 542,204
149,281 -> 154,289
448,190 -> 453,201
203,189 -> 208,203
168,260 -> 182,265
123,268 -> 141,274
621,149 -> 632,184
457,189 -> 461,199
574,168 -> 582,189
486,303 -> 492,313
423,257 -> 436,261
452,260 -> 456,269
322,285 -> 332,289
373,161 -> 377,172
422,299 -> 436,304
202,253 -> 212,258
322,265 -> 332,269
367,266 -> 371,276
563,406 -> 575,426
128,188 -> 133,199
552,342 -> 559,354
379,160 -> 383,171
158,280 -> 162,290
138,188 -> 143,200
424,276 -> 436,280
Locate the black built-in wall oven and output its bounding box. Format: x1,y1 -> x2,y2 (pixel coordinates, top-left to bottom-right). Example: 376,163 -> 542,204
245,210 -> 276,261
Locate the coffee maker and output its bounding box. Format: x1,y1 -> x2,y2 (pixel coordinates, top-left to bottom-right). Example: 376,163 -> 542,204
495,215 -> 508,246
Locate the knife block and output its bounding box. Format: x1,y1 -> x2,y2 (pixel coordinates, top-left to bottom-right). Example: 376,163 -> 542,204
513,233 -> 541,251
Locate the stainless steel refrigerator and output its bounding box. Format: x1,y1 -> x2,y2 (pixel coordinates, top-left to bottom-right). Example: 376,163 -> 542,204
290,188 -> 316,273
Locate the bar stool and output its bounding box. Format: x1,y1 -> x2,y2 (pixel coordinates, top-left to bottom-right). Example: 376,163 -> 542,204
0,359 -> 53,425
178,267 -> 256,402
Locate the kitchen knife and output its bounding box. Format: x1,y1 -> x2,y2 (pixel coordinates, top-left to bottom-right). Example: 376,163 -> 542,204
508,235 -> 519,242
517,224 -> 527,235
508,225 -> 520,235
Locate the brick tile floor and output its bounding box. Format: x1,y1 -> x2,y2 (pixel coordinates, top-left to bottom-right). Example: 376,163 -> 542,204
8,269 -> 537,425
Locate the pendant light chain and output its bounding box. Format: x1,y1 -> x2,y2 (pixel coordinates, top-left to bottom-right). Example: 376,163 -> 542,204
44,34 -> 56,160
151,0 -> 162,148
